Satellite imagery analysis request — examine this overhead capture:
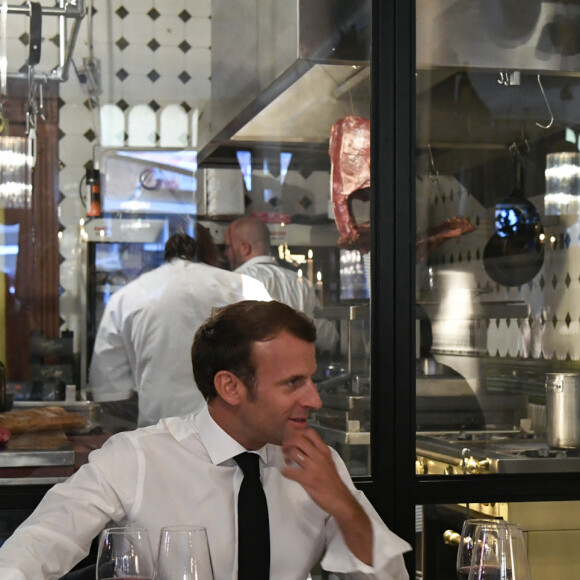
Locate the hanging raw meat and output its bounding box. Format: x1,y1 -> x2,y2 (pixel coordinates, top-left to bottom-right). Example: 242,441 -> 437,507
416,217 -> 476,263
329,115 -> 371,253
329,116 -> 476,259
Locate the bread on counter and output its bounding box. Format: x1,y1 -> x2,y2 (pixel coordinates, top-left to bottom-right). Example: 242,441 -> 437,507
0,406 -> 87,433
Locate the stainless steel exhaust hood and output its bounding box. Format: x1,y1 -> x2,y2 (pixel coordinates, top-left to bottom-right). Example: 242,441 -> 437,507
197,0 -> 370,169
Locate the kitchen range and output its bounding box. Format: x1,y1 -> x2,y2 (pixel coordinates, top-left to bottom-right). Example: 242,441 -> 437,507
416,429 -> 580,475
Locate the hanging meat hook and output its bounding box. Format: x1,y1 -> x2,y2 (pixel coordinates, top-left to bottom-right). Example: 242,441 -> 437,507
535,74 -> 554,129
427,144 -> 443,197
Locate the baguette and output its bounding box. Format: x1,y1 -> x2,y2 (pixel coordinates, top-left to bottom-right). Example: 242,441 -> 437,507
0,406 -> 87,433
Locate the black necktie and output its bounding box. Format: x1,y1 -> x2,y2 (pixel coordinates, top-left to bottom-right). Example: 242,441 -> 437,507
234,452 -> 270,579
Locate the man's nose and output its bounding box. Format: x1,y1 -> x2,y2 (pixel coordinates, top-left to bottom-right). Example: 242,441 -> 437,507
303,380 -> 322,410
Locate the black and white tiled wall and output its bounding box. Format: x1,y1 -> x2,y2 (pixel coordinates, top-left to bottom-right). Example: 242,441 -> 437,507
5,1 -> 330,352
417,170 -> 580,362
5,0 -> 212,347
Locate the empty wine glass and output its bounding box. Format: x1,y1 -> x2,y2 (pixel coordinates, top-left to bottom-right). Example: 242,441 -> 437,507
153,525 -> 214,580
466,521 -> 531,580
456,519 -> 501,579
96,526 -> 155,580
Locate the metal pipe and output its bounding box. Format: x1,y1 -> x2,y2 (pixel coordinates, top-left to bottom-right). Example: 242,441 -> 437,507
55,2 -> 84,82
58,0 -> 66,71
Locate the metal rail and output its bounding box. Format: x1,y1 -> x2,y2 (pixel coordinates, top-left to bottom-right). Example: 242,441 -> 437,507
4,0 -> 86,82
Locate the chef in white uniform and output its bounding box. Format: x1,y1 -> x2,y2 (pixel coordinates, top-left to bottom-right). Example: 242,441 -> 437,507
224,216 -> 338,352
89,231 -> 271,427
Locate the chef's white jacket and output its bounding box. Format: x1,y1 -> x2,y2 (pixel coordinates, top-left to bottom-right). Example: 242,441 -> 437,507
0,405 -> 411,580
89,259 -> 271,426
235,256 -> 339,351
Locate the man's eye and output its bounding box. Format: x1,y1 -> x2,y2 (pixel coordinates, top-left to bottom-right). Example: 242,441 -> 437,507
287,378 -> 305,389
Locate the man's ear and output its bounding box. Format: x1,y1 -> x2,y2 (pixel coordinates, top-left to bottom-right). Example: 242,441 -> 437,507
214,370 -> 244,405
240,240 -> 253,259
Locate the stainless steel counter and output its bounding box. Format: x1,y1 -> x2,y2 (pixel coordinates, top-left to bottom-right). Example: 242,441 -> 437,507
0,430 -> 76,485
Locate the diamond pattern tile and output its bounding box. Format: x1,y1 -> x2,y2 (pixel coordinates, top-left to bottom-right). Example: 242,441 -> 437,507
147,38 -> 160,51
116,37 -> 129,51
147,69 -> 161,83
178,70 -> 191,84
83,128 -> 97,142
147,8 -> 161,21
179,10 -> 192,23
178,40 -> 191,53
116,68 -> 129,81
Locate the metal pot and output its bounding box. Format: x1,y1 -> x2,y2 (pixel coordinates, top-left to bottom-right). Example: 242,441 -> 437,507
545,373 -> 580,449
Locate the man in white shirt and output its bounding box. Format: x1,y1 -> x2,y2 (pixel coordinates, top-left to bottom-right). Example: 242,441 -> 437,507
89,231 -> 271,427
0,300 -> 410,580
224,216 -> 339,352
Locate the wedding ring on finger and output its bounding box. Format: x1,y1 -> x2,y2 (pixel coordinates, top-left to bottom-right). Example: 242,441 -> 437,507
296,452 -> 306,465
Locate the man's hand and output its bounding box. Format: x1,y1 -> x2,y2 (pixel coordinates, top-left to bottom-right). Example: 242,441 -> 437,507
281,425 -> 373,566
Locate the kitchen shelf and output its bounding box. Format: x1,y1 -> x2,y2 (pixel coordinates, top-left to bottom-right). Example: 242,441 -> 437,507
417,301 -> 528,320
313,424 -> 370,446
314,303 -> 369,321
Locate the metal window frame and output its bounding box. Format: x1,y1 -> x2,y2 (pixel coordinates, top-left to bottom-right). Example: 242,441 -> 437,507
363,1 -> 580,576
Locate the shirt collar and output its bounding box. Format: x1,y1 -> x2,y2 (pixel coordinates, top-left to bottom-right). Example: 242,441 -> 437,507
237,255 -> 276,269
195,404 -> 270,466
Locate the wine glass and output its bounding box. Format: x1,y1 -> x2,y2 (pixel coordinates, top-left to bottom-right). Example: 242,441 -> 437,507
153,525 -> 214,580
466,521 -> 531,580
456,519 -> 501,579
96,526 -> 155,580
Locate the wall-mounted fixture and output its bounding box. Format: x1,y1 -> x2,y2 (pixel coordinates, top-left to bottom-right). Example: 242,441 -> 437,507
0,136 -> 32,208
1,0 -> 85,84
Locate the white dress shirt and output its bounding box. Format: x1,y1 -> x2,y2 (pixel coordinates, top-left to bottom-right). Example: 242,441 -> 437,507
234,256 -> 339,351
89,259 -> 271,426
0,406 -> 410,580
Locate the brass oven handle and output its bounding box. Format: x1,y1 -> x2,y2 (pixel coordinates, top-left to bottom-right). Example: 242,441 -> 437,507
443,529 -> 461,546
461,448 -> 492,474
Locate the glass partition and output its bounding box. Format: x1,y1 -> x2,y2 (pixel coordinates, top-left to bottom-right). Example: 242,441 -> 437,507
415,0 -> 580,475
0,1 -> 373,477
198,0 -> 373,476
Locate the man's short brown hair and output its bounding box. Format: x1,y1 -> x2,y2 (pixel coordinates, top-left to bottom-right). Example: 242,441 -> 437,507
192,300 -> 316,400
